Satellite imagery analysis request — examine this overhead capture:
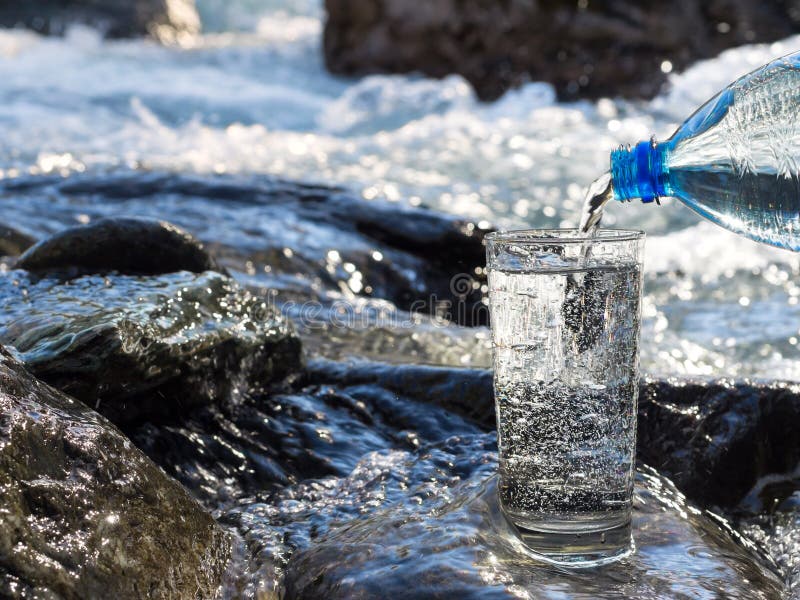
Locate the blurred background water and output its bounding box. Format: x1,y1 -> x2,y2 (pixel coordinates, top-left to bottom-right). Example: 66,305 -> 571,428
2,0 -> 800,379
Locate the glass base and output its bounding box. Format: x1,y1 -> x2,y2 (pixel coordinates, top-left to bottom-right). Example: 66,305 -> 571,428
507,514 -> 633,567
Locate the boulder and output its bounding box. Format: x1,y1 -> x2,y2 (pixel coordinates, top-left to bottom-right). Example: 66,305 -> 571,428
0,173 -> 491,326
0,0 -> 200,41
16,217 -> 226,276
304,358 -> 494,424
127,356 -> 492,594
637,377 -> 800,511
119,356 -> 799,596
0,345 -> 229,598
0,269 -> 302,425
129,360 -> 483,506
324,0 -> 800,101
0,225 -> 35,258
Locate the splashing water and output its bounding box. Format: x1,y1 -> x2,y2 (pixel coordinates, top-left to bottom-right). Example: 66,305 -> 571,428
0,2 -> 799,374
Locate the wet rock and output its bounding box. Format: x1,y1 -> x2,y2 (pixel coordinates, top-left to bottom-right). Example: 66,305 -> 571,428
284,469 -> 783,599
304,358 -> 494,424
128,360 -> 483,507
0,0 -> 200,41
0,345 -> 229,598
126,358 -> 491,594
124,357 -> 797,595
324,0 -> 800,101
0,172 -> 491,326
637,378 -> 800,511
16,217 -> 225,276
0,269 -> 301,425
0,225 -> 35,257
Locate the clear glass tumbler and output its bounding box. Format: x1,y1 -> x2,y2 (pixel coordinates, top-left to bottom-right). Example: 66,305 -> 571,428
486,229 -> 645,565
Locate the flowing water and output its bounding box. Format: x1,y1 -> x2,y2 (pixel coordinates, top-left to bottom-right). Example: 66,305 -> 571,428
1,2 -> 800,377
1,1 -> 800,596
579,171 -> 614,235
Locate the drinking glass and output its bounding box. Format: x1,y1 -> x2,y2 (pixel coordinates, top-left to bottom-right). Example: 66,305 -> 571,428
486,229 -> 645,565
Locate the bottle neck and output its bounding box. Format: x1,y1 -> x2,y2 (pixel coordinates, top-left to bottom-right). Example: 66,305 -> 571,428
611,139 -> 671,203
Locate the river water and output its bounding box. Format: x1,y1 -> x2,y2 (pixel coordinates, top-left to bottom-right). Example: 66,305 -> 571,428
2,1 -> 800,380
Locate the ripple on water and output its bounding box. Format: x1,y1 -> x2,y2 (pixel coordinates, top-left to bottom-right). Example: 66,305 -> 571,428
280,467 -> 783,599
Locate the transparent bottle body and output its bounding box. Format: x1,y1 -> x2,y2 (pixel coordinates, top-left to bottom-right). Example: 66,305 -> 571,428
616,52 -> 800,250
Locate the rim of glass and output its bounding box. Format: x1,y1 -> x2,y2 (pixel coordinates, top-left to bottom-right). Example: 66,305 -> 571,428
485,228 -> 644,244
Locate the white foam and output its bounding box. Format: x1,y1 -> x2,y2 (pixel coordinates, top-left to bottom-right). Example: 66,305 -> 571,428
646,221 -> 800,277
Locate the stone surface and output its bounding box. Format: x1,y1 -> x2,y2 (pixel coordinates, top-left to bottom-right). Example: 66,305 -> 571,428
129,359 -> 483,507
637,377 -> 800,511
324,0 -> 800,101
17,217 -> 225,276
283,470 -> 783,599
0,172 -> 491,326
0,269 -> 301,425
304,358 -> 494,424
127,356 -> 491,595
0,345 -> 229,598
0,0 -> 200,41
0,225 -> 35,258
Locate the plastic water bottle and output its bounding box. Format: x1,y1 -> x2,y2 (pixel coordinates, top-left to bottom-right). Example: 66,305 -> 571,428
610,51 -> 800,251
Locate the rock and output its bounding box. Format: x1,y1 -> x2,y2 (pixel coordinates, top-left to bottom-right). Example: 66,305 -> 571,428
0,345 -> 230,598
129,359 -> 483,506
304,358 -> 494,424
16,217 -> 225,276
0,225 -> 35,257
0,269 -> 302,425
0,172 -> 491,326
0,0 -> 200,41
324,0 -> 800,101
638,380 -> 800,598
637,377 -> 800,511
126,357 -> 491,594
284,470 -> 783,598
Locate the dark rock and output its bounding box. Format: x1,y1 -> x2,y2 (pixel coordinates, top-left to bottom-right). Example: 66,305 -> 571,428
304,358 -> 495,424
284,470 -> 783,599
126,358 -> 491,594
125,357 -> 798,595
0,345 -> 229,598
0,172 -> 491,326
324,0 -> 800,101
128,360 -> 483,506
637,377 -> 800,511
0,225 -> 35,257
0,0 -> 200,41
0,269 -> 302,425
16,217 -> 226,276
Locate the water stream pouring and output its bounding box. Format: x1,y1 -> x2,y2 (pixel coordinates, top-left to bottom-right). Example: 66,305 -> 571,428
582,50 -> 800,250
